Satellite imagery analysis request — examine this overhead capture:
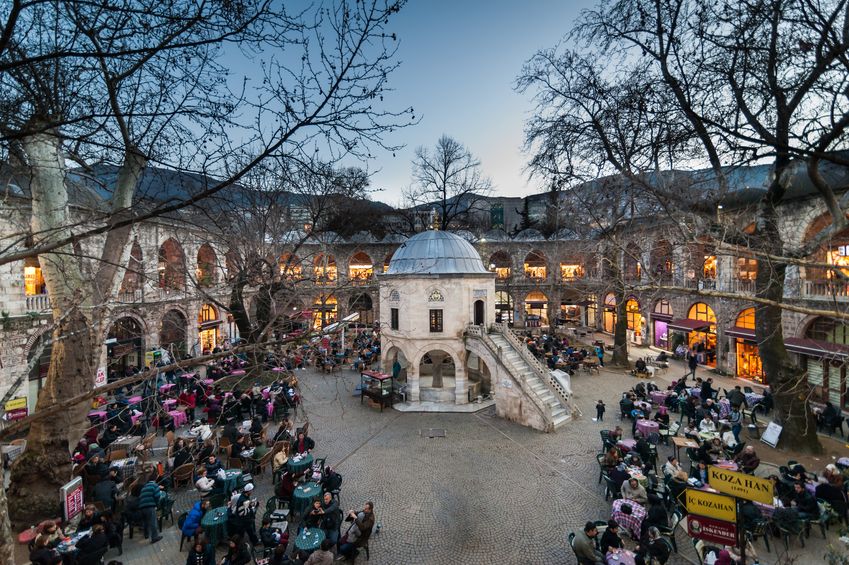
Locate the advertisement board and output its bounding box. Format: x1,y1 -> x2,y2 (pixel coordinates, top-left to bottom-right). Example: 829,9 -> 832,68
686,514 -> 738,546
708,466 -> 773,504
684,489 -> 737,522
60,477 -> 84,522
3,397 -> 28,421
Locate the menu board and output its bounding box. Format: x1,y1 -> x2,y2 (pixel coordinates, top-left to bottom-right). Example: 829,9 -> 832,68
60,477 -> 84,521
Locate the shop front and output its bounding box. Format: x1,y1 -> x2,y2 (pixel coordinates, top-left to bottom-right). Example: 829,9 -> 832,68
726,308 -> 764,383
651,300 -> 673,350
495,291 -> 513,324
603,293 -> 616,333
524,291 -> 548,327
198,304 -> 220,354
626,298 -> 643,345
668,302 -> 717,367
788,317 -> 849,410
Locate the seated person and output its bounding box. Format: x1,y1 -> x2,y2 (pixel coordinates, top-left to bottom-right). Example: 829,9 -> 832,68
690,461 -> 709,484
662,456 -> 684,479
734,446 -> 760,474
275,470 -> 298,501
290,430 -> 315,455
653,407 -> 670,429
34,520 -> 64,549
634,435 -> 652,464
698,417 -> 717,434
195,467 -> 216,495
78,505 -> 101,531
740,500 -> 763,531
599,520 -> 624,554
655,351 -> 669,363
625,452 -> 645,469
204,454 -> 223,476
259,517 -> 285,549
791,482 -> 819,520
189,420 -> 213,442
28,537 -> 62,565
682,419 -> 699,440
321,466 -> 342,493
720,425 -> 737,449
74,523 -> 109,564
621,477 -> 648,506
667,471 -> 688,507
635,527 -> 670,565
634,360 -> 648,376
602,447 -> 622,470
98,423 -> 121,449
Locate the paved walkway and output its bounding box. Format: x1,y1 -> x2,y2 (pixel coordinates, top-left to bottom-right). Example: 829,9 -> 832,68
20,349 -> 846,564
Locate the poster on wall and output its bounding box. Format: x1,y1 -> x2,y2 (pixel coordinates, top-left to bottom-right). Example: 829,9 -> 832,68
60,477 -> 84,522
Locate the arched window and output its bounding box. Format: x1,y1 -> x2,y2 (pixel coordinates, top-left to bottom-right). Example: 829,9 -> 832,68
120,241 -> 144,294
314,253 -> 337,284
348,252 -> 373,282
523,250 -> 547,279
489,251 -> 512,279
196,244 -> 218,287
279,253 -> 302,279
626,298 -> 642,336
24,257 -> 46,296
158,238 -> 186,290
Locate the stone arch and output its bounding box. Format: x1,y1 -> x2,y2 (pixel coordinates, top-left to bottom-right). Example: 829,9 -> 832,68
415,347 -> 459,390
159,308 -> 188,358
107,315 -> 146,374
197,243 -> 218,287
348,292 -> 374,325
524,290 -> 548,326
120,239 -> 144,293
495,290 -> 514,324
348,251 -> 374,282
523,249 -> 547,279
488,250 -> 512,279
800,211 -> 849,281
313,252 -> 337,283
649,239 -> 673,279
383,345 -> 409,382
465,350 -> 492,396
279,252 -> 302,278
158,237 -> 186,290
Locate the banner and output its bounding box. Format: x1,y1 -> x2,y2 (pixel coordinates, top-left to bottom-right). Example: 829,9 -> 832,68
94,367 -> 107,388
708,466 -> 773,504
684,489 -> 737,522
687,514 -> 737,546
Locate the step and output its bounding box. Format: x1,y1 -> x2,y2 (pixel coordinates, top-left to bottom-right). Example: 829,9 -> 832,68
552,413 -> 570,428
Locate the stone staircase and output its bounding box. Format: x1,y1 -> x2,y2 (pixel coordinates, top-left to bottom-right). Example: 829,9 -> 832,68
484,328 -> 570,431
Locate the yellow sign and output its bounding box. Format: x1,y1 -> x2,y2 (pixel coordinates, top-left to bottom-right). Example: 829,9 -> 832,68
708,466 -> 773,504
684,488 -> 737,522
4,397 -> 26,411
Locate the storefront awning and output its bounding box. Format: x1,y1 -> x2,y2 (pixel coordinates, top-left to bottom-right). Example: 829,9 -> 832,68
199,320 -> 221,330
650,312 -> 673,321
668,318 -> 712,332
725,326 -> 756,340
784,337 -> 849,360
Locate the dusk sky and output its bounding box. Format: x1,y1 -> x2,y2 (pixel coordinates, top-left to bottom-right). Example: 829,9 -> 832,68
363,0 -> 592,205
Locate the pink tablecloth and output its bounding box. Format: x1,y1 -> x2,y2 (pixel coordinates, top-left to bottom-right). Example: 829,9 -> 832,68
636,419 -> 659,436
606,550 -> 636,565
649,391 -> 670,405
202,379 -> 214,385
169,410 -> 187,427
230,370 -> 246,376
163,399 -> 177,410
88,410 -> 107,421
714,460 -> 738,472
159,383 -> 175,394
617,439 -> 637,452
128,396 -> 143,404
272,367 -> 286,372
131,411 -> 143,425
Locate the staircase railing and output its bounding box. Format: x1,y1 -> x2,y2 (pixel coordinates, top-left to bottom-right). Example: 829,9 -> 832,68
465,324 -> 553,430
489,323 -> 572,417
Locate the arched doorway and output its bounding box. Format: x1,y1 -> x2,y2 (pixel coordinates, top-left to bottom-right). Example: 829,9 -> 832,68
160,309 -> 188,358
158,238 -> 186,290
488,251 -> 512,279
197,244 -> 217,287
731,308 -> 762,382
474,300 -> 485,325
419,350 -> 456,392
348,252 -> 374,282
495,291 -> 513,324
651,300 -> 673,349
107,317 -> 145,375
524,291 -> 548,327
313,295 -> 337,329
198,304 -> 220,353
603,293 -> 617,333
687,302 -> 717,367
466,352 -> 491,399
626,298 -> 643,344
348,293 -> 374,325
384,346 -> 409,383
313,253 -> 337,284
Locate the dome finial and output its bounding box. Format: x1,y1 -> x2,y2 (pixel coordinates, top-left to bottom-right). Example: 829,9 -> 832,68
430,207 -> 440,231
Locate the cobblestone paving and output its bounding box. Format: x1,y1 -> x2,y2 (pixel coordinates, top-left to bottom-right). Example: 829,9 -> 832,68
41,349 -> 843,565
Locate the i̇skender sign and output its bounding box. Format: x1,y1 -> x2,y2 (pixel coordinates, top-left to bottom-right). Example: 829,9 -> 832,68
708,466 -> 773,504
684,488 -> 737,522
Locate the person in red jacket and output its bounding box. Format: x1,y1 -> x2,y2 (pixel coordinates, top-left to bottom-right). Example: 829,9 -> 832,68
179,389 -> 197,422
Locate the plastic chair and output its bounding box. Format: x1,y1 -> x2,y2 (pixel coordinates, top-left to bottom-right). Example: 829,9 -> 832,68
744,519 -> 771,553
656,510 -> 682,553
596,453 -> 607,484
177,512 -> 191,551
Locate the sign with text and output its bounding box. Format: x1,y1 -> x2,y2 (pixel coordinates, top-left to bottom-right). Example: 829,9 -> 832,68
3,397 -> 27,421
60,477 -> 84,522
761,421 -> 783,448
684,488 -> 737,522
686,514 -> 737,546
708,466 -> 773,504
94,367 -> 107,388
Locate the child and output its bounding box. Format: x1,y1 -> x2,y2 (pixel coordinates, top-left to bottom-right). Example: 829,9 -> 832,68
596,400 -> 606,422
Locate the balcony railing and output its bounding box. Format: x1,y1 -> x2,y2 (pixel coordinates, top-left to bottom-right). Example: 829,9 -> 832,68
685,278 -> 716,290
803,280 -> 849,298
25,294 -> 50,312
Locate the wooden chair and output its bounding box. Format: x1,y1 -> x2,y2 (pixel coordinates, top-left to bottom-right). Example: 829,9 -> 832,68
218,437 -> 231,457
254,451 -> 273,475
229,456 -> 243,470
165,431 -> 176,447
139,433 -> 156,460
172,463 -> 195,488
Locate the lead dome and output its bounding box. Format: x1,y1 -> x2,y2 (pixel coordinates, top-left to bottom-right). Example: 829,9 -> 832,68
385,230 -> 488,275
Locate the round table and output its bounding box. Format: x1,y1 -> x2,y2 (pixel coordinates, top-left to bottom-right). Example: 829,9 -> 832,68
292,482 -> 322,515
606,549 -> 636,565
616,439 -> 636,452
55,529 -> 91,556
649,391 -> 670,405
698,431 -> 719,442
200,506 -> 229,546
294,527 -> 325,552
714,460 -> 738,472
287,453 -> 314,475
221,469 -> 243,494
635,419 -> 659,437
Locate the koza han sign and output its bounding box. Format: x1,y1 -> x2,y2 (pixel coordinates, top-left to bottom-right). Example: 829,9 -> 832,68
708,466 -> 773,504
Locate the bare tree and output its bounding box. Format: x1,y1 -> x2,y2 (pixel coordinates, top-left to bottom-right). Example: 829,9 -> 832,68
519,0 -> 849,452
403,134 -> 493,230
0,0 -> 411,529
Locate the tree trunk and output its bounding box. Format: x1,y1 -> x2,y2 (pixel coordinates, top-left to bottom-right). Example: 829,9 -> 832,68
755,200 -> 822,453
612,291 -> 630,367
8,130 -> 97,525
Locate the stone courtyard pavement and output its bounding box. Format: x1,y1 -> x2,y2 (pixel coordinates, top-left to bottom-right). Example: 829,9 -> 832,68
48,356 -> 844,565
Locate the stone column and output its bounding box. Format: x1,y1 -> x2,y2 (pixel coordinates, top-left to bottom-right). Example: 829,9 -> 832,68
408,359 -> 420,402
454,351 -> 468,404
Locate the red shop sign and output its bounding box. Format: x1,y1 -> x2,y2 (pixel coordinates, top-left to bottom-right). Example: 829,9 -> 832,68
686,514 -> 737,546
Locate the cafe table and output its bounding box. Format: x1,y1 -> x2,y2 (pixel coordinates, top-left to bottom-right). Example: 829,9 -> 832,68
272,367 -> 286,373
287,453 -> 314,475
163,398 -> 177,410
636,419 -> 659,437
221,469 -> 243,494
128,395 -> 143,405
698,431 -> 720,442
634,400 -> 651,414
88,410 -> 107,423
627,466 -> 649,488
616,439 -> 637,452
688,388 -> 703,398
713,459 -> 739,472
159,383 -> 176,394
110,435 -> 141,453
649,390 -> 670,405
670,436 -> 699,460
294,527 -> 325,552
606,549 -> 636,565
169,410 -> 188,427
55,529 -> 91,555
718,399 -> 731,418
200,506 -> 229,546
110,457 -> 139,482
292,482 -> 322,515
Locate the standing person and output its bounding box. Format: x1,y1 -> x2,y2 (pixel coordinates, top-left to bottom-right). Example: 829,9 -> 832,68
728,406 -> 743,444
686,351 -> 698,381
320,492 -> 341,546
596,345 -> 605,367
232,483 -> 259,545
338,501 -> 375,561
137,473 -> 163,543
596,400 -> 606,422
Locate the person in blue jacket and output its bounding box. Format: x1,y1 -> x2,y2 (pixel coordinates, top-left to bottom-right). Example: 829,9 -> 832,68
181,499 -> 211,543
